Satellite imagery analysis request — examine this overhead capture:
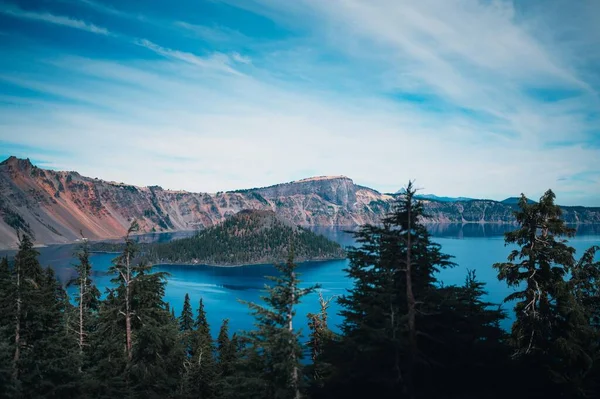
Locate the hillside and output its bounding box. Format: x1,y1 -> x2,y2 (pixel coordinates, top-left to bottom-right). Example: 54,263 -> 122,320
0,157 -> 390,249
92,210 -> 346,266
1,156 -> 599,249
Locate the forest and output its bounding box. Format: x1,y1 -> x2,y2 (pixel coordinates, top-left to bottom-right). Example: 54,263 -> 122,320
1,183 -> 599,398
89,209 -> 345,266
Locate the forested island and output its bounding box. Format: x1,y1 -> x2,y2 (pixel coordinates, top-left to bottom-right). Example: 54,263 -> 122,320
90,209 -> 346,266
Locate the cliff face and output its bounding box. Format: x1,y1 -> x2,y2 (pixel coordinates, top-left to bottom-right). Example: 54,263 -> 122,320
0,158 -> 391,249
0,156 -> 598,249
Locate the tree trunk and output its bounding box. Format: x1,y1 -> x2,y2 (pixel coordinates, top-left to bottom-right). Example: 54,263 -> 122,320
125,251 -> 132,361
405,194 -> 417,399
79,277 -> 85,350
289,271 -> 300,399
12,258 -> 21,381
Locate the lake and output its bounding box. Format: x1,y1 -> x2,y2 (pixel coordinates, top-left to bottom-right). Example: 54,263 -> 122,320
1,224 -> 599,336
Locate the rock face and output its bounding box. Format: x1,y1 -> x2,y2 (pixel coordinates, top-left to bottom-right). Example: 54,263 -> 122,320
0,156 -> 599,249
0,157 -> 391,249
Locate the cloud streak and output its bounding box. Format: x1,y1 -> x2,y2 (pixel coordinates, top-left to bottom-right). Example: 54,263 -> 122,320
2,6 -> 111,35
0,0 -> 598,205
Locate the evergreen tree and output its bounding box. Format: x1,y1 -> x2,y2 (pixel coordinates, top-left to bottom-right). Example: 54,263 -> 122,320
0,257 -> 14,397
321,182 -> 454,398
179,293 -> 195,361
217,319 -> 237,378
432,271 -> 509,398
180,294 -> 194,333
306,291 -> 337,393
561,245 -> 600,396
494,190 -> 576,358
181,298 -> 217,398
4,235 -> 79,397
240,250 -> 317,399
68,237 -> 100,372
493,190 -> 600,397
89,221 -> 183,398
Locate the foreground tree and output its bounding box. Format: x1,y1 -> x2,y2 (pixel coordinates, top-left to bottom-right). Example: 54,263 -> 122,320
180,298 -> 217,398
89,221 -> 182,398
494,190 -> 600,397
319,182 -> 454,398
3,235 -> 79,397
238,250 -> 317,399
494,190 -> 576,357
68,237 -> 100,371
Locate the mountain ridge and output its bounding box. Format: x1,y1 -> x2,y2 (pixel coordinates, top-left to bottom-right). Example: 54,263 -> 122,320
1,156 -> 599,249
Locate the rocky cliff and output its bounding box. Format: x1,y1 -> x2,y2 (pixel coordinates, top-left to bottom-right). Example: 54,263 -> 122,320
0,156 -> 598,249
0,157 -> 391,249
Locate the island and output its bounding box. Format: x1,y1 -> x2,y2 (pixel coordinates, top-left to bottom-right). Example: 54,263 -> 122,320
90,209 -> 346,266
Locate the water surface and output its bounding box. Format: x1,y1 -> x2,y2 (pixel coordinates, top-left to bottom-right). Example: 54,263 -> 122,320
1,224 -> 599,336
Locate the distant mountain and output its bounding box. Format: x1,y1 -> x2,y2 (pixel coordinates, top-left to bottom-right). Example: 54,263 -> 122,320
501,197 -> 537,205
1,156 -> 599,249
395,189 -> 474,202
415,194 -> 475,202
93,209 -> 346,266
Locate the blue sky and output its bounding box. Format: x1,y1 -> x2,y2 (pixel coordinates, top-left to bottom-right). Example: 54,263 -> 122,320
0,0 -> 599,205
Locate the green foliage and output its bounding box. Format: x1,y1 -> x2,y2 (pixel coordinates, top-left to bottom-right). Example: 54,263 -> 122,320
180,298 -> 218,398
494,190 -> 600,397
143,210 -> 345,265
315,182 -> 510,399
237,250 -> 318,399
89,210 -> 345,266
494,192 -> 576,354
4,184 -> 600,399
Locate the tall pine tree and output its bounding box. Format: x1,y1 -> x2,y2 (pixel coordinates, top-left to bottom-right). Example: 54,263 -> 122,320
68,237 -> 100,373
321,182 -> 454,398
240,249 -> 317,399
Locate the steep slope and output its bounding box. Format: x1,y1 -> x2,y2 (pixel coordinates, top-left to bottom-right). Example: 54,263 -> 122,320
0,157 -> 391,249
97,209 -> 346,266
1,156 -> 599,249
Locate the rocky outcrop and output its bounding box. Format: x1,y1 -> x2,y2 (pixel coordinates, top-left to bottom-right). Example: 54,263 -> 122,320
0,156 -> 598,249
0,157 -> 391,249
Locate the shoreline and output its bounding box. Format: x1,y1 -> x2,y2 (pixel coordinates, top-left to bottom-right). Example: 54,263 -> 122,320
152,256 -> 348,268
2,222 -> 599,251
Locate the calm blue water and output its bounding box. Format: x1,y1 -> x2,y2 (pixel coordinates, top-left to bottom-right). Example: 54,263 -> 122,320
1,224 -> 599,336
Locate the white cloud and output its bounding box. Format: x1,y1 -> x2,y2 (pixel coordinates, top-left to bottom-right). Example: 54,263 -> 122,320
0,0 -> 598,205
2,6 -> 111,35
133,39 -> 245,75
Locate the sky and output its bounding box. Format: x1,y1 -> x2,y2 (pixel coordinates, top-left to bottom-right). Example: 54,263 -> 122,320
0,0 -> 599,205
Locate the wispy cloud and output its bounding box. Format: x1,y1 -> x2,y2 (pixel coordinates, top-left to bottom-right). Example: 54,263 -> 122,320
0,0 -> 598,205
76,0 -> 131,18
2,6 -> 111,35
133,39 -> 247,75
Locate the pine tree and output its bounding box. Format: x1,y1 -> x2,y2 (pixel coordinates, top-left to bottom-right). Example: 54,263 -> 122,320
68,237 -> 100,372
11,234 -> 44,393
494,190 -> 576,358
240,249 -> 317,399
180,294 -> 194,333
306,291 -> 336,392
433,270 -> 509,398
561,245 -> 600,396
319,182 -> 454,399
0,257 -> 14,397
89,220 -> 182,398
109,221 -> 142,362
217,319 -> 237,378
492,190 -> 595,396
181,298 -> 218,398
4,235 -> 79,397
179,294 -> 194,361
